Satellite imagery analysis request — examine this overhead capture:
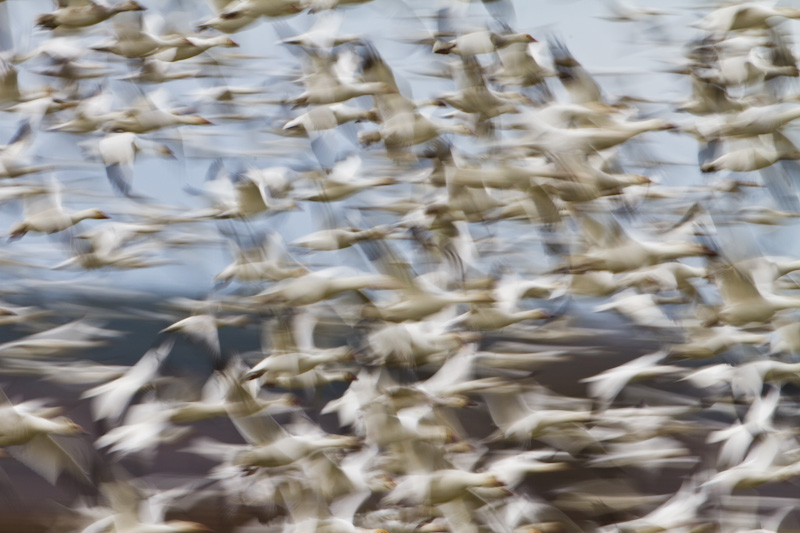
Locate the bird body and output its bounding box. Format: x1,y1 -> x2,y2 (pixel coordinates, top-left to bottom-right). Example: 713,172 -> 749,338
37,1 -> 146,30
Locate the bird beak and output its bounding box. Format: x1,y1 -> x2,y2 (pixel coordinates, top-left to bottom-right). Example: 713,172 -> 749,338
98,212 -> 111,219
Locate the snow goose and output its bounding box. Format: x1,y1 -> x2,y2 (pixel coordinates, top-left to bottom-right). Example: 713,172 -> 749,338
281,103 -> 378,135
156,35 -> 239,62
580,350 -> 685,405
0,358 -> 127,386
667,325 -> 767,360
380,443 -> 504,533
167,368 -> 296,425
366,318 -> 477,367
0,55 -> 20,104
104,107 -> 212,134
292,226 -> 390,251
482,450 -> 570,489
481,388 -> 594,449
697,49 -> 799,88
708,388 -> 779,469
561,211 -> 715,274
277,480 -> 388,533
706,103 -> 800,139
297,155 -> 398,202
491,41 -> 554,88
261,367 -> 358,389
53,224 -> 171,271
549,37 -> 604,104
91,12 -> 174,59
694,3 -> 800,34
610,480 -> 706,531
123,59 -> 202,84
0,385 -> 89,484
99,480 -> 213,533
586,436 -> 695,470
358,111 -> 475,156
222,0 -> 306,18
276,11 -> 360,49
95,400 -> 191,459
702,132 -> 800,173
82,338 -> 175,423
366,279 -> 494,323
288,48 -> 395,108
8,177 -> 110,240
433,30 -> 535,56
0,319 -> 120,359
457,304 -> 551,331
357,43 -> 474,158
360,398 -> 455,448
47,87 -> 123,134
410,346 -> 512,401
192,160 -> 298,219
677,72 -> 747,115
161,311 -> 249,361
215,231 -> 307,284
434,55 -> 524,121
509,117 -> 676,157
710,260 -> 800,326
37,0 -> 146,30
253,267 -> 401,306
702,433 -> 800,493
601,0 -> 674,22
229,409 -> 359,471
592,289 -> 680,329
196,4 -> 260,34
215,231 -> 306,284
98,132 -> 174,195
303,446 -> 394,504
243,311 -> 353,381
0,121 -> 54,179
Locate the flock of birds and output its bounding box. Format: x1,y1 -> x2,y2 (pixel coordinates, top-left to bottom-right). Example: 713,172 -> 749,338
6,0 -> 800,532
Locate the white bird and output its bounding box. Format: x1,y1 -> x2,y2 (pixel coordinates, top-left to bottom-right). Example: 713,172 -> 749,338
694,3 -> 800,34
0,386 -> 88,484
97,132 -> 174,196
8,177 -> 110,239
581,350 -> 685,405
37,0 -> 146,30
82,338 -> 175,423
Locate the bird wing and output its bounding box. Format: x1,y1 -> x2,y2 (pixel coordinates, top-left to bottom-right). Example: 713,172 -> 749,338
82,337 -> 174,422
234,178 -> 268,214
1,120 -> 33,162
99,133 -> 136,195
711,260 -> 763,306
227,393 -> 287,446
423,348 -> 474,396
21,176 -> 62,217
112,11 -> 145,41
359,43 -> 416,120
573,210 -> 630,249
9,433 -> 91,485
